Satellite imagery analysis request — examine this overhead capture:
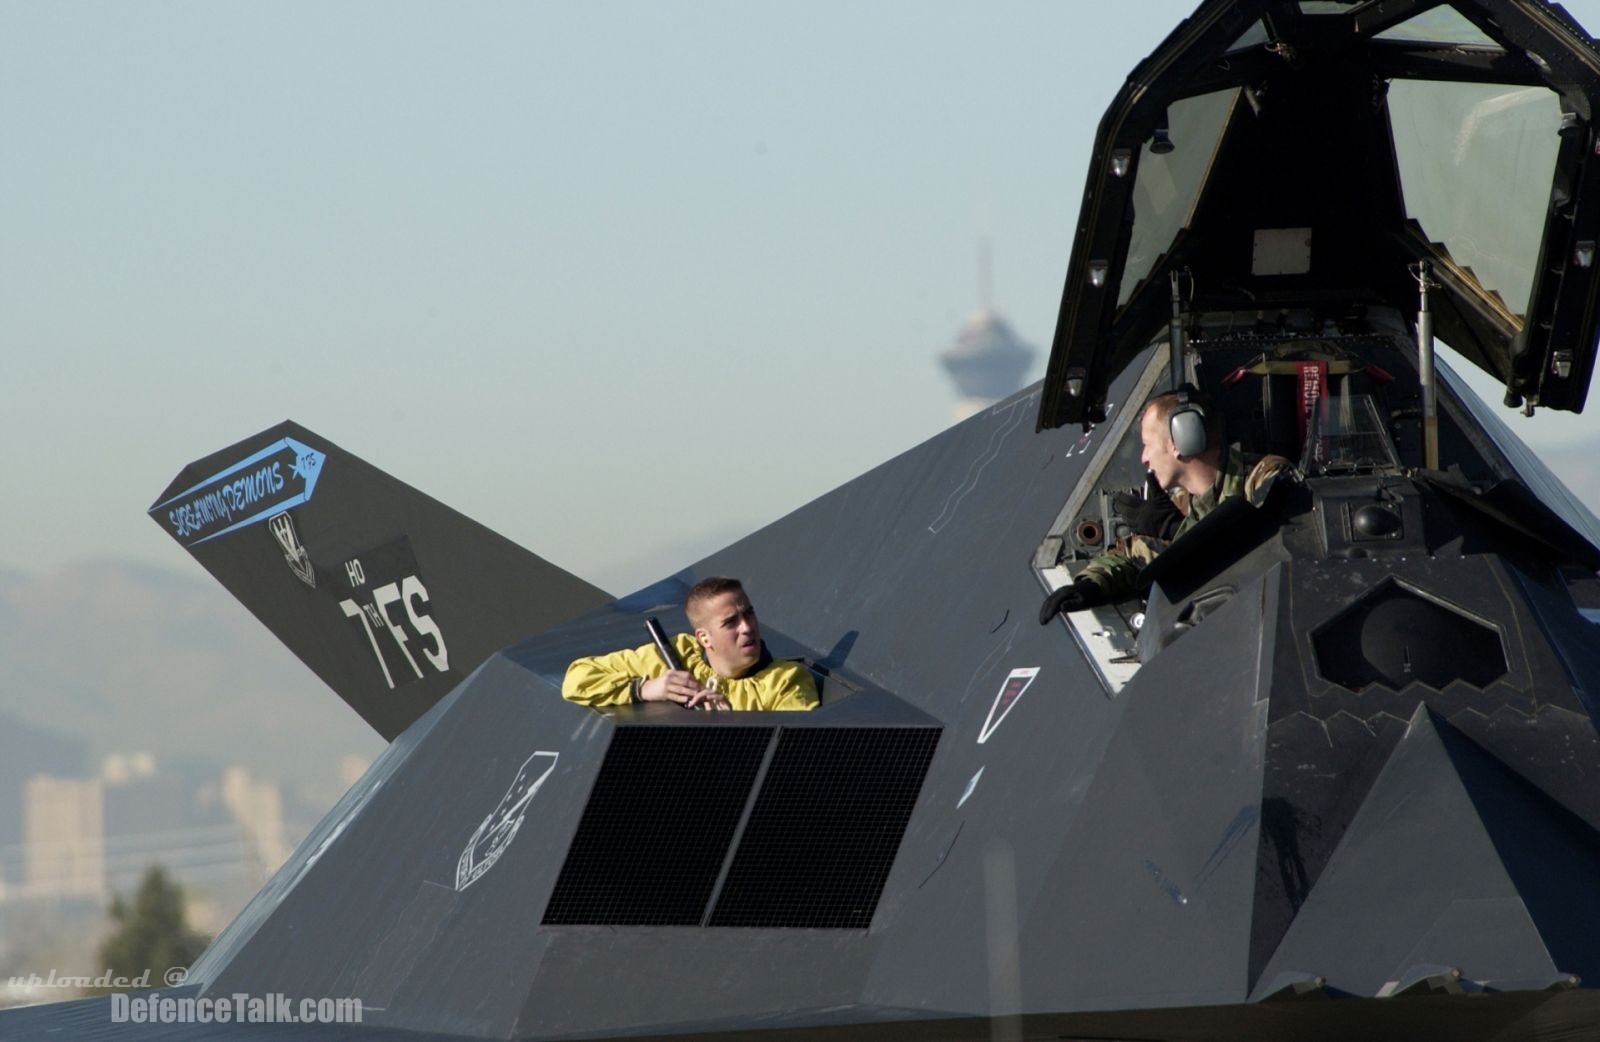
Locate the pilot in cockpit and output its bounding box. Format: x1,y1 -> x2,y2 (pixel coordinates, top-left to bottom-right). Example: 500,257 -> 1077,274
1040,387 -> 1296,621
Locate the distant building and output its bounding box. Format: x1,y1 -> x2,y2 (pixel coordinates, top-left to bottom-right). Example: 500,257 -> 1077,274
100,751 -> 156,787
0,712 -> 89,888
938,239 -> 1038,421
939,309 -> 1037,422
221,767 -> 289,882
338,754 -> 371,793
23,776 -> 104,900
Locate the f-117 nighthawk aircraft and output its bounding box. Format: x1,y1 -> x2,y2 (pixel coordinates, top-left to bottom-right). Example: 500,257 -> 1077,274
13,1 -> 1600,1040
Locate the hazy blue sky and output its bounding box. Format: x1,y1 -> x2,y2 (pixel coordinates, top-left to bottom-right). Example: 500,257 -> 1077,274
7,1 -> 1600,593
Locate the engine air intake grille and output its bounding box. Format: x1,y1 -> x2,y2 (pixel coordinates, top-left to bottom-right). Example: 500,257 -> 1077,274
709,727 -> 942,928
542,727 -> 772,926
542,726 -> 940,929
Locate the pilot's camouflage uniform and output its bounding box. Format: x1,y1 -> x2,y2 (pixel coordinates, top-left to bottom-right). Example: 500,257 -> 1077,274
562,632 -> 818,711
1079,445 -> 1295,600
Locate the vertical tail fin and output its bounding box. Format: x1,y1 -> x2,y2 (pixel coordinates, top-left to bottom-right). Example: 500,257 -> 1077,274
149,420 -> 611,739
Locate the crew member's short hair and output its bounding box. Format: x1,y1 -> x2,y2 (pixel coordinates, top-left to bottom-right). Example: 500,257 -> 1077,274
685,576 -> 746,629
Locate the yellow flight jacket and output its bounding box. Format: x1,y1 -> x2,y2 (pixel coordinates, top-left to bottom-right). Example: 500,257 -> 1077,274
562,632 -> 819,712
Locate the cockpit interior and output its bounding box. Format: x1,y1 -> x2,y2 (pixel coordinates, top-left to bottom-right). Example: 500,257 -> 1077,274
1032,1 -> 1600,695
1035,305 -> 1600,694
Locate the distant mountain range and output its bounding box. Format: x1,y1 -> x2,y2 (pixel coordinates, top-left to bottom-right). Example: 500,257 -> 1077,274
0,559 -> 382,810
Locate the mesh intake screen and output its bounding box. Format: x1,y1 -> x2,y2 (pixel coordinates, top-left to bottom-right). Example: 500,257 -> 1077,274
708,727 -> 941,929
542,727 -> 772,926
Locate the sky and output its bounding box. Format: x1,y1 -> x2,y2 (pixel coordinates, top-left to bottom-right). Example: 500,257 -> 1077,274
6,0 -> 1600,595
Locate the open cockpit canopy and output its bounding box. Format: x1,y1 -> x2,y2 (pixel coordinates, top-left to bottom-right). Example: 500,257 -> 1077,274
1040,0 -> 1600,429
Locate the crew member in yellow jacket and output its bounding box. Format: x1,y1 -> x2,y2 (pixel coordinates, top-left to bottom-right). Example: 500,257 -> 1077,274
562,576 -> 819,712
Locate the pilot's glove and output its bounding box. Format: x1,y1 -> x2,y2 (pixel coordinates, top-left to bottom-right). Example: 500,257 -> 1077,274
1038,578 -> 1110,623
1112,474 -> 1182,539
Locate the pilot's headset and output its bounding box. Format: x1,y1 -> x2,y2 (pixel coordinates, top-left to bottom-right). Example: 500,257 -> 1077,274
1168,386 -> 1209,459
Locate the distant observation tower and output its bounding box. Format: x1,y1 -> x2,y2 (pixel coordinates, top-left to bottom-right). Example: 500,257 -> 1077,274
939,239 -> 1036,422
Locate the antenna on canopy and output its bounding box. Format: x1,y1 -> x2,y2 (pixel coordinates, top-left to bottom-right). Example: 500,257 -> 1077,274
1169,268 -> 1190,391
1411,260 -> 1441,470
